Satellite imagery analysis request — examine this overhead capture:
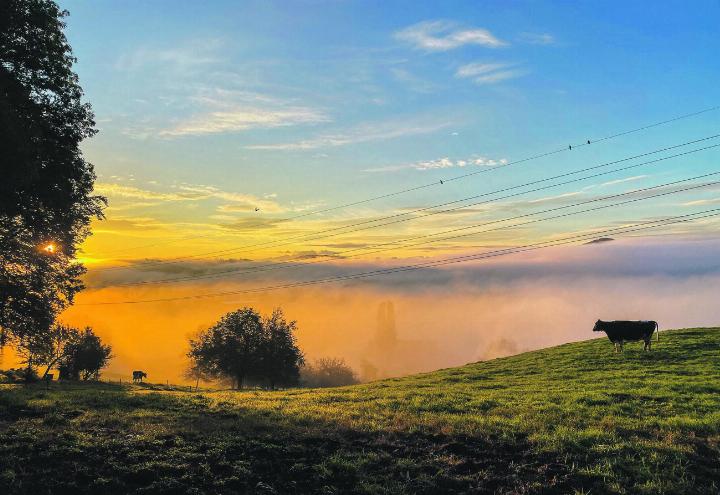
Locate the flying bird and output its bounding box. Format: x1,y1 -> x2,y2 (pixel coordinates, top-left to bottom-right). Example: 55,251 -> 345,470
254,207 -> 260,212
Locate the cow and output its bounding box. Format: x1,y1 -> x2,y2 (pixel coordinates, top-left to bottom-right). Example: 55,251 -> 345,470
593,320 -> 659,352
132,370 -> 147,383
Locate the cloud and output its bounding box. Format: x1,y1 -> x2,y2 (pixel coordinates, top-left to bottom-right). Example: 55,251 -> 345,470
94,183 -> 205,201
455,62 -> 511,78
598,175 -> 650,187
395,20 -> 506,51
528,191 -> 583,204
518,32 -> 557,45
683,198 -> 720,206
85,238 -> 720,294
115,38 -> 223,72
364,156 -> 508,173
95,182 -> 284,212
246,119 -> 452,151
159,107 -> 330,137
455,62 -> 527,85
219,217 -> 288,231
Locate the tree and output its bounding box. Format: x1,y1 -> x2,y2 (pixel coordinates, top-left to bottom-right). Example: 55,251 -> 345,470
59,327 -> 111,380
260,309 -> 304,389
188,308 -> 265,389
187,307 -> 305,390
300,357 -> 359,388
0,0 -> 105,345
16,323 -> 80,378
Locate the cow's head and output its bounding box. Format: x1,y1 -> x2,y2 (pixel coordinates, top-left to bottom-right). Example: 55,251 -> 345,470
593,320 -> 604,332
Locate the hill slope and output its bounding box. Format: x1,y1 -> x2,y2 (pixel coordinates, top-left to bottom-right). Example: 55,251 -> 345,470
1,328 -> 719,494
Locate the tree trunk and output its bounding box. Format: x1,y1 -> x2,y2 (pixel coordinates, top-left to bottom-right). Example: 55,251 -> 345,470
42,356 -> 60,379
236,374 -> 244,390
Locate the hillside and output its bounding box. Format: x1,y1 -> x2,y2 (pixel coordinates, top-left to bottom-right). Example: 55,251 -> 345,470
1,328 -> 719,494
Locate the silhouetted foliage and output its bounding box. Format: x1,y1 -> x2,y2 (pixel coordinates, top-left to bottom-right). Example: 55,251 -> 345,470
0,366 -> 38,383
188,307 -> 304,389
13,323 -> 77,378
58,327 -> 112,380
301,357 -> 360,388
0,0 -> 105,344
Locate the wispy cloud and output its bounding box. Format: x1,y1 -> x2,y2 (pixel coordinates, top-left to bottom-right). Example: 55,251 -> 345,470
95,182 -> 283,212
395,20 -> 506,51
599,175 -> 650,187
115,38 -> 223,72
364,156 -> 508,173
683,198 -> 720,206
246,119 -> 452,151
176,185 -> 284,212
159,107 -> 330,137
528,191 -> 583,204
94,183 -> 205,202
455,61 -> 527,85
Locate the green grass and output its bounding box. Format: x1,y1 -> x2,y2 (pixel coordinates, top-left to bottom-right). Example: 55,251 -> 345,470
1,327 -> 719,494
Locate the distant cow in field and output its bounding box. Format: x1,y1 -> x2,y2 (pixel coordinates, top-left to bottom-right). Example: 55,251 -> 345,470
132,370 -> 147,383
593,320 -> 659,352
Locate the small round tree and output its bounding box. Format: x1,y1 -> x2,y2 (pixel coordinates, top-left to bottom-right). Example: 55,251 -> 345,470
188,307 -> 304,390
59,327 -> 112,380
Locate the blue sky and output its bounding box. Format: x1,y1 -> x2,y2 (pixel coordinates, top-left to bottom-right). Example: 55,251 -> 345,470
56,0 -> 720,261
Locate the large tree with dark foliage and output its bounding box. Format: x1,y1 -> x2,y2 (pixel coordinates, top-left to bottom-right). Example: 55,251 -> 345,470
188,308 -> 266,389
0,0 -> 105,345
188,308 -> 304,389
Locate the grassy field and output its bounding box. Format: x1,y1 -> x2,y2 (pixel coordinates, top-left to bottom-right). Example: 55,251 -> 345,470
1,327 -> 719,494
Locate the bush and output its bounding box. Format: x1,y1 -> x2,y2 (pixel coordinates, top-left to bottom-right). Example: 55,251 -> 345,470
0,367 -> 38,383
300,358 -> 359,388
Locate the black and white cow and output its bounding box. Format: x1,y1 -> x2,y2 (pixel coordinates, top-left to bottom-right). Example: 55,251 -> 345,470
593,320 -> 659,352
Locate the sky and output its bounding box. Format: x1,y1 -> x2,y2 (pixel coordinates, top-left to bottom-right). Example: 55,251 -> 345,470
9,0 -> 718,382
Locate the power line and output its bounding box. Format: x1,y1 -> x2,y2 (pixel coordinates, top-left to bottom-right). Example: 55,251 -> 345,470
88,105 -> 719,264
78,208 -> 720,305
91,136 -> 720,272
276,105 -> 720,221
104,172 -> 720,287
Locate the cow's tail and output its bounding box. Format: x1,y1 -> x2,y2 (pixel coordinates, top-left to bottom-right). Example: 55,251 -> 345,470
655,321 -> 659,341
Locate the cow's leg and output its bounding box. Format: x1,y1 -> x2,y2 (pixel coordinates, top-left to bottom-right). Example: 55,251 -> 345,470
614,342 -> 618,353
619,341 -> 624,353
